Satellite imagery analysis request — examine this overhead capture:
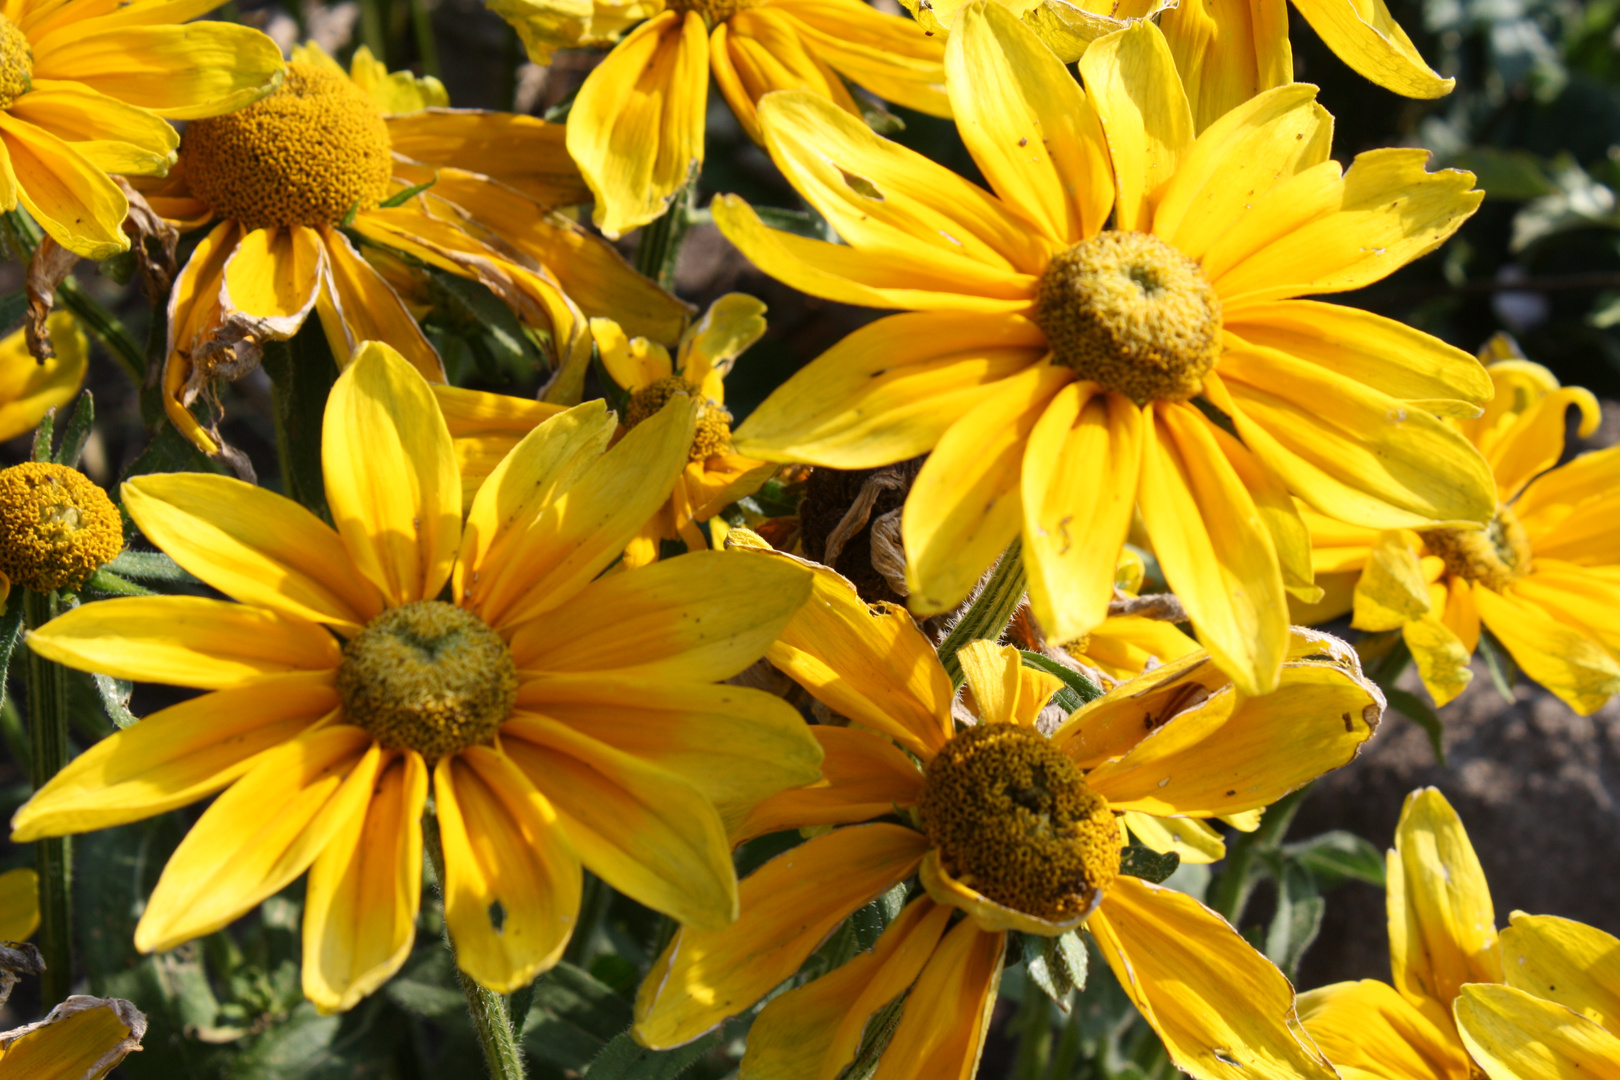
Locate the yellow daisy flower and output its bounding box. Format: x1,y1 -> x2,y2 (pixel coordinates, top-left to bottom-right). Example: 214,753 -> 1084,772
0,313 -> 85,444
1298,349 -> 1620,715
636,541 -> 1385,1080
0,0 -> 281,259
490,0 -> 950,237
10,341 -> 823,1012
147,43 -> 688,457
719,1 -> 1495,696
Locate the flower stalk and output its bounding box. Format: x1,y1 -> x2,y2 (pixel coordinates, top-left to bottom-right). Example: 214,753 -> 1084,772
936,538 -> 1027,688
22,587 -> 72,1006
633,184 -> 695,292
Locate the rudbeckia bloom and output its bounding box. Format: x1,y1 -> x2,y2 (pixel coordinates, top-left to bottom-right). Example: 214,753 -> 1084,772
0,313 -> 85,444
0,0 -> 281,259
721,2 -> 1495,695
147,42 -> 688,457
636,540 -> 1385,1080
12,342 -> 823,1012
489,0 -> 950,236
1299,350 -> 1620,714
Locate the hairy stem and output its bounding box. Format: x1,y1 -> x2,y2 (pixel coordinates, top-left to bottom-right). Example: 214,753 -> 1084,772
23,589 -> 72,1006
633,185 -> 695,292
937,538 -> 1027,688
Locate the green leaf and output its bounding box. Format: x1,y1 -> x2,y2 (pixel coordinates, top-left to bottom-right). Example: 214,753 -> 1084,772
1263,862 -> 1324,980
123,420 -> 225,482
1118,844 -> 1180,884
93,671 -> 138,729
522,961 -> 634,1070
31,405 -> 53,462
1283,830 -> 1385,888
1025,929 -> 1088,1009
379,175 -> 437,208
51,390 -> 93,468
583,1030 -> 719,1080
0,290 -> 25,335
423,269 -> 544,383
1449,147 -> 1558,200
0,591 -> 25,705
105,550 -> 203,586
1018,650 -> 1105,714
1477,630 -> 1518,704
1385,687 -> 1447,766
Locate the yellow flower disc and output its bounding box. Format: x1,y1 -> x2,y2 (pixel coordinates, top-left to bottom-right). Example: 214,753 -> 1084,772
0,15 -> 32,110
338,600 -> 517,762
625,376 -> 733,462
1425,504 -> 1532,591
0,463 -> 122,592
917,723 -> 1121,922
182,62 -> 393,230
1037,232 -> 1222,405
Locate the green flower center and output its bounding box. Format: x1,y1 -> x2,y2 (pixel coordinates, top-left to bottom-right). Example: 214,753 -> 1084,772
338,601 -> 517,762
0,15 -> 32,110
1425,504 -> 1532,591
917,723 -> 1120,922
0,463 -> 122,592
1036,231 -> 1222,405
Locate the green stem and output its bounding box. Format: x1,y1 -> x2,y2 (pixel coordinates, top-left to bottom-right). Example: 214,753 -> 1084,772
56,280 -> 143,388
1012,989 -> 1053,1080
937,538 -> 1026,689
632,186 -> 695,291
23,589 -> 71,1006
410,0 -> 440,78
424,813 -> 527,1080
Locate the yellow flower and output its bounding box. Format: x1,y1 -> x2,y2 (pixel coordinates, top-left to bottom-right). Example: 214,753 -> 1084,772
11,341 -> 823,1012
1060,548 -> 1202,683
147,43 -> 689,457
0,0 -> 281,259
0,995 -> 144,1078
635,542 -> 1385,1080
0,867 -> 37,942
1299,786 -> 1620,1080
0,460 -> 122,603
1299,348 -> 1620,715
0,313 -> 85,444
720,2 -> 1494,696
490,0 -> 950,237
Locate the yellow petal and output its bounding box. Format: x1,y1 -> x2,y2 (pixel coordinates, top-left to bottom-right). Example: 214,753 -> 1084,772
323,341 -> 461,607
1077,19 -> 1194,231
957,639 -> 1062,726
735,725 -> 923,844
26,596 -> 342,689
592,317 -> 672,391
317,227 -> 444,383
1288,0 -> 1453,99
742,897 -> 954,1080
7,79 -> 177,176
1089,876 -> 1339,1080
869,916 -> 1005,1080
1297,978 -> 1473,1079
509,675 -> 824,837
948,0 -> 1111,244
435,749 -> 582,993
1387,786 -> 1501,1026
1475,585 -> 1620,716
905,361 -> 1072,615
302,752 -> 428,1014
0,868 -> 37,941
1137,402 -> 1288,696
1485,385 -> 1602,502
502,715 -> 737,931
385,110 -> 590,208
1499,912 -> 1620,1034
677,291 -> 765,392
1023,385 -> 1144,644
1514,562 -> 1620,656
431,383 -> 567,507
1057,647 -> 1236,768
0,312 -> 86,443
772,0 -> 950,117
1158,0 -> 1293,133
11,673 -> 336,842
1123,811 -> 1227,864
0,114 -> 128,260
0,997 -> 145,1079
713,8 -> 863,145
1456,984 -> 1620,1080
1403,609 -> 1473,708
1075,614 -> 1202,682
634,823 -> 930,1047
123,473 -> 384,636
218,225 -> 323,343
1517,447 -> 1620,565
506,548 -> 811,681
135,729 -> 378,952
1351,529 -> 1431,631
919,846 -> 1086,936
32,21 -> 283,119
568,12 -> 708,238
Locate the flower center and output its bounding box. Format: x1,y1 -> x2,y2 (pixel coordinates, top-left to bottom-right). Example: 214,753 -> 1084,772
0,15 -> 32,110
917,723 -> 1121,922
182,62 -> 394,230
665,0 -> 754,26
624,376 -> 733,462
338,601 -> 517,762
0,463 -> 122,593
1036,232 -> 1222,405
1424,504 -> 1532,591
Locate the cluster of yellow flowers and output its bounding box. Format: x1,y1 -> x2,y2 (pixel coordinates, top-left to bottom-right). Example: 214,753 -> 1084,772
0,0 -> 1609,1076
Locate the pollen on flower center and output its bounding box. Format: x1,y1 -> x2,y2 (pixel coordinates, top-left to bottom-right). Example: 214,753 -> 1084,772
917,723 -> 1121,922
624,375 -> 733,462
1424,504 -> 1532,591
338,601 -> 518,762
665,0 -> 755,26
1036,231 -> 1222,405
0,15 -> 32,109
0,463 -> 122,592
182,62 -> 394,230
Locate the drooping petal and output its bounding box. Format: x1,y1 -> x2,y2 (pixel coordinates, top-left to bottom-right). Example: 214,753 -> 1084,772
1123,812 -> 1227,864
1403,606 -> 1473,708
1517,446 -> 1620,565
7,79 -> 178,176
1158,0 -> 1293,133
712,8 -> 863,145
868,916 -> 1005,1080
772,0 -> 949,118
302,752 -> 428,1014
323,340 -> 461,607
502,715 -> 736,932
1288,0 -> 1453,100
1456,984 -> 1620,1080
1483,385 -> 1602,502
385,110 -> 591,208
135,729 -> 379,953
122,473 -> 384,636
0,312 -> 86,443
434,749 -> 582,993
162,218 -> 237,453
634,823 -> 931,1048
218,225 -> 324,339
0,996 -> 146,1079
734,725 -> 924,844
905,362 -> 1073,616
1474,585 -> 1620,716
0,113 -> 128,260
1499,913 -> 1620,1034
1386,786 -> 1501,1027
1089,876 -> 1339,1080
26,597 -> 342,689
1351,529 -> 1431,631
316,227 -> 444,384
11,673 -> 337,842
1297,978 -> 1473,1080
732,311 -> 1047,467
